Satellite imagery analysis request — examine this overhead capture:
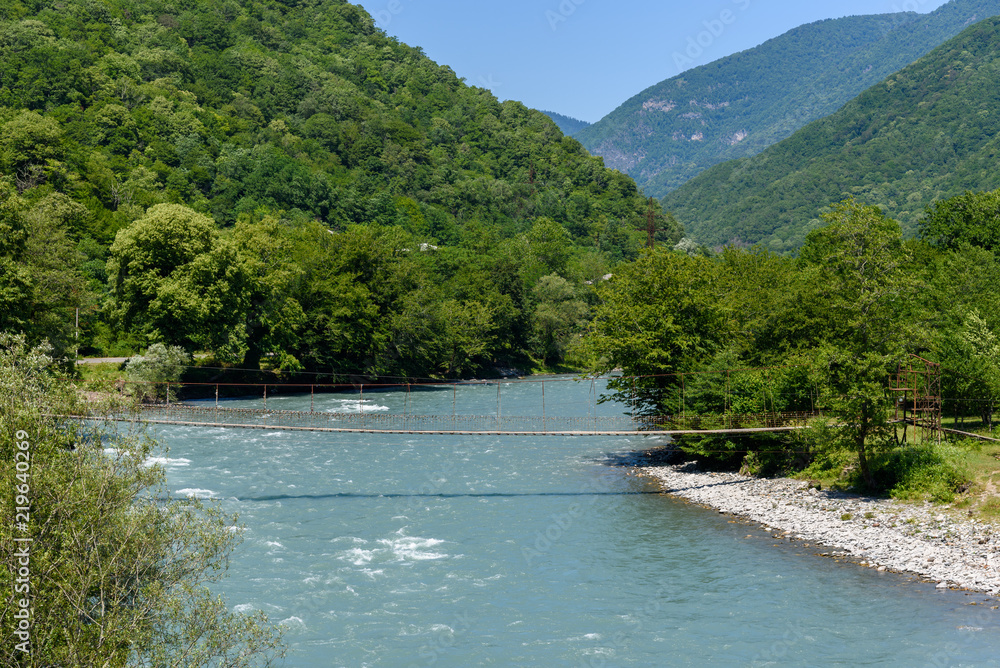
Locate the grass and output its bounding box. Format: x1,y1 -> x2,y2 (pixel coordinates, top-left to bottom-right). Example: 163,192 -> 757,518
790,414 -> 1000,522
77,361 -> 127,389
980,498 -> 1000,522
943,438 -> 1000,522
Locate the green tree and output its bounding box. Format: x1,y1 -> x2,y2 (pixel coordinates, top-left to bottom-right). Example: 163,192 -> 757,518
125,343 -> 192,403
530,274 -> 588,366
106,204 -> 251,360
0,179 -> 32,333
522,217 -> 572,284
589,249 -> 728,414
434,298 -> 496,377
920,189 -> 1000,252
0,334 -> 284,666
939,310 -> 1000,430
291,224 -> 410,378
21,193 -> 89,362
0,110 -> 64,189
229,217 -> 305,371
798,200 -> 919,487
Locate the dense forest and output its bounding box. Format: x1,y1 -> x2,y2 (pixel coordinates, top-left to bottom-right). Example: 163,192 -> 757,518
0,0 -> 681,380
578,0 -> 1000,198
592,193 -> 1000,493
664,16 -> 1000,252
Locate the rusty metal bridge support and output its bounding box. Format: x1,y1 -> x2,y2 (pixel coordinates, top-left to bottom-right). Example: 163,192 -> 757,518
890,354 -> 942,444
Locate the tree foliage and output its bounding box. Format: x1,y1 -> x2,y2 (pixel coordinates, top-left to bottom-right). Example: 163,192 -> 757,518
587,197 -> 1000,492
0,334 -> 284,666
920,189 -> 1000,251
0,0 -> 681,377
589,249 -> 728,414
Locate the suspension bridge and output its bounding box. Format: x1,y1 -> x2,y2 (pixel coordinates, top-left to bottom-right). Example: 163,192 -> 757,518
65,358 -> 1000,442
108,403 -> 821,436
75,373 -> 824,437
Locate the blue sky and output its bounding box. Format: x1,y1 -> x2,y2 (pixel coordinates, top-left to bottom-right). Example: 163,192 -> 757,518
354,0 -> 951,123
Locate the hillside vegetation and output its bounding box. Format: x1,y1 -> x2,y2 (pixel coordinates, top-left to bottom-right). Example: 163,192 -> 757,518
578,0 -> 1000,198
0,0 -> 679,379
539,110 -> 590,136
593,194 -> 1000,498
663,16 -> 1000,252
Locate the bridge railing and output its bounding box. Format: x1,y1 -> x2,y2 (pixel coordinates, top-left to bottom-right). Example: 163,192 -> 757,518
87,404 -> 822,435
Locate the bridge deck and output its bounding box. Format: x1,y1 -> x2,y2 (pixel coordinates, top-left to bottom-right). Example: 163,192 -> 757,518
74,404 -> 819,436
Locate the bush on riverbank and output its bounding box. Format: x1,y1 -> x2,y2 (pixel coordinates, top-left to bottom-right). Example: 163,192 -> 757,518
125,343 -> 191,403
866,443 -> 972,503
0,333 -> 284,665
673,422 -> 973,505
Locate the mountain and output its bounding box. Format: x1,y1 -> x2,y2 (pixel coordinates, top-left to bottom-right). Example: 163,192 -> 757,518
577,0 -> 1000,198
662,16 -> 1000,252
539,110 -> 591,136
0,0 -> 679,376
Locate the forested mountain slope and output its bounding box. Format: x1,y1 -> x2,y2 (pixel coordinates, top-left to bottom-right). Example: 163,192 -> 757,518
662,16 -> 1000,252
540,110 -> 590,136
0,0 -> 677,378
578,0 -> 1000,198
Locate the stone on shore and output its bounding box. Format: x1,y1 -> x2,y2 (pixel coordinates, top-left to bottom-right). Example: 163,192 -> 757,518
640,462 -> 1000,597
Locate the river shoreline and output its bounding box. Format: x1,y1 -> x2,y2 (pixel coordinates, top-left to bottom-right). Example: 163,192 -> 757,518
639,461 -> 1000,597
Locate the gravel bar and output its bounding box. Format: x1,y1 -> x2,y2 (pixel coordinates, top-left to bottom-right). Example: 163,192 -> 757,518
640,462 -> 1000,596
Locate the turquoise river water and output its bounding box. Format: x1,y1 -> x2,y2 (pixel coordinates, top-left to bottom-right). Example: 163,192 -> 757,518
149,377 -> 1000,666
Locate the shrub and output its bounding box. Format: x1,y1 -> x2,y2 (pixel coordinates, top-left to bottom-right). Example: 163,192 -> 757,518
0,333 -> 284,665
125,343 -> 191,403
867,444 -> 970,503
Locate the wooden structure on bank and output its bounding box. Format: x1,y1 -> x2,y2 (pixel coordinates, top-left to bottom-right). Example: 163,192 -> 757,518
890,354 -> 942,444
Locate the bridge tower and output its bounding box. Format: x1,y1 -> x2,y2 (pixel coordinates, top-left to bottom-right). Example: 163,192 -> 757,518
889,355 -> 942,444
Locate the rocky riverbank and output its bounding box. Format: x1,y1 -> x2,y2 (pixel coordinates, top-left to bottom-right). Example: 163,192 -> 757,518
640,461 -> 1000,596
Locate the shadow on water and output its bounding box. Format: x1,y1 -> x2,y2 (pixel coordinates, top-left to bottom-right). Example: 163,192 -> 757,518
597,441 -> 681,469
597,442 -> 891,503
177,491 -> 667,502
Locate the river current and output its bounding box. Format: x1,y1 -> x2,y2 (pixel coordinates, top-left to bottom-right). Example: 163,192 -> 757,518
151,377 -> 1000,666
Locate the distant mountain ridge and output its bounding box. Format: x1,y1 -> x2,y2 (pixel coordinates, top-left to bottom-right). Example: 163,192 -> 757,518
539,110 -> 591,136
662,16 -> 1000,252
577,0 -> 1000,198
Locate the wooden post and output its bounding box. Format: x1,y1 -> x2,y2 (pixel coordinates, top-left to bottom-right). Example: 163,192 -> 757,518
215,384 -> 219,408
592,377 -> 598,432
310,385 -> 314,413
681,374 -> 686,419
631,377 -> 636,418
542,380 -> 546,433
360,384 -> 366,428
263,384 -> 267,410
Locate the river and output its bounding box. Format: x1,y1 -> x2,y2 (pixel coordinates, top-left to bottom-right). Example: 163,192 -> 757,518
152,377 -> 1000,666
